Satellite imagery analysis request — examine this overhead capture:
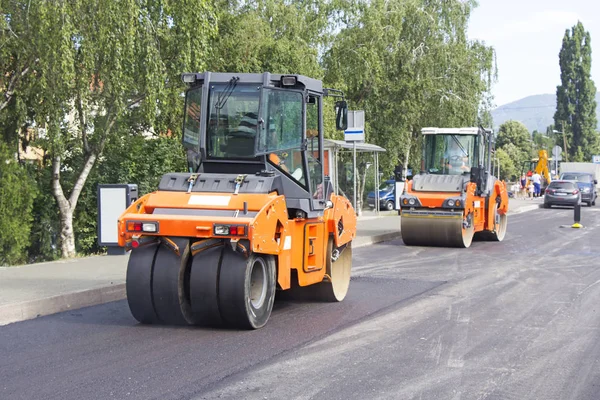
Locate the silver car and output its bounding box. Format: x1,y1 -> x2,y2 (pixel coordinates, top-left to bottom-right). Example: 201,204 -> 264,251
543,180 -> 581,208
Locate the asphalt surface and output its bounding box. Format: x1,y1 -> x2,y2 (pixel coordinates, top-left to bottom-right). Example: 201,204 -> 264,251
2,206 -> 600,400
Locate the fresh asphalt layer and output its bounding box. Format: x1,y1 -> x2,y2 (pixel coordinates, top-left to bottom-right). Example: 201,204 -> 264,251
2,205 -> 599,400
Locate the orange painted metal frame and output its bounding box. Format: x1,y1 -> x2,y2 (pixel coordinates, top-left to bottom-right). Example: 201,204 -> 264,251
117,190 -> 357,291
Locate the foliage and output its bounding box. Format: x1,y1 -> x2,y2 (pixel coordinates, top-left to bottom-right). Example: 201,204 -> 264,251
0,142 -> 37,265
74,134 -> 186,253
495,121 -> 531,178
495,147 -> 518,182
323,0 -> 495,176
554,22 -> 599,162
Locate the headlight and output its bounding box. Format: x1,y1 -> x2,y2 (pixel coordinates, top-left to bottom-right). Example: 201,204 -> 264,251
447,199 -> 455,207
583,187 -> 591,193
408,198 -> 416,205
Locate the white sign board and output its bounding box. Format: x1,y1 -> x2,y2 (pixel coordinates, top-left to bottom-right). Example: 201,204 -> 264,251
593,155 -> 600,164
99,187 -> 127,245
344,110 -> 365,142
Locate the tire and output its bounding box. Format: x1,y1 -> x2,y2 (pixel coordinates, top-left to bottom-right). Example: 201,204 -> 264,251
587,201 -> 592,207
543,203 -> 550,209
126,243 -> 160,324
385,201 -> 395,211
218,249 -> 276,329
151,237 -> 197,325
190,245 -> 225,326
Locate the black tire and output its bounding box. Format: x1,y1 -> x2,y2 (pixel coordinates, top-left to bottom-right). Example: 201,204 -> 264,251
151,238 -> 197,325
592,200 -> 596,206
385,201 -> 395,211
218,249 -> 276,329
544,203 -> 551,209
587,201 -> 592,207
126,243 -> 160,324
189,245 -> 225,326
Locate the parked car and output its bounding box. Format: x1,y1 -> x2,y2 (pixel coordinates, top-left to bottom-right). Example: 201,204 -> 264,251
367,180 -> 396,211
559,172 -> 597,206
543,180 -> 581,208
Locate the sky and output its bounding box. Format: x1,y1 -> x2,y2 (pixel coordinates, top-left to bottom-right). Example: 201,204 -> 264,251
467,0 -> 600,107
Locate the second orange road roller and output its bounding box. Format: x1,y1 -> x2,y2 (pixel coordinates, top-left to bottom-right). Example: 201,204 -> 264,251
399,127 -> 509,248
117,72 -> 357,329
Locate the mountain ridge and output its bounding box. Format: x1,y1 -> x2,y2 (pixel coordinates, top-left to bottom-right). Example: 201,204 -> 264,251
491,93 -> 600,132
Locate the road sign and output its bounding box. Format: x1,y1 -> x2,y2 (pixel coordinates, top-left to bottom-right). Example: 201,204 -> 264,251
552,145 -> 562,160
593,155 -> 600,164
344,110 -> 365,142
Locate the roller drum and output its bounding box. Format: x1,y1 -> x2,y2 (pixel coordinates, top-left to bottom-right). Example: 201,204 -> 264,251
401,211 -> 474,248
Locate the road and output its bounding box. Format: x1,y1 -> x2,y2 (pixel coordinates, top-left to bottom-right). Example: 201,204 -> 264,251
2,206 -> 600,400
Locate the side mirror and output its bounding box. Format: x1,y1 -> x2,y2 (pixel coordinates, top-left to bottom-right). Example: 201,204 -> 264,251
335,100 -> 348,131
594,179 -> 598,185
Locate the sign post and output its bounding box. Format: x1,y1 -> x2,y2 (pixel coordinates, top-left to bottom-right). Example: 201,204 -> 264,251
345,111 -> 365,214
552,145 -> 562,177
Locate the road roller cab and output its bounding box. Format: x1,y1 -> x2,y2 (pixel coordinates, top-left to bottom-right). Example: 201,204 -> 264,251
400,127 -> 509,248
118,72 -> 357,329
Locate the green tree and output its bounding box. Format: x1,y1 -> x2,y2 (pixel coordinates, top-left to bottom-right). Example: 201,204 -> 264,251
495,121 -> 531,176
323,0 -> 495,176
0,142 -> 37,265
495,147 -> 517,181
554,22 -> 599,162
2,0 -> 216,258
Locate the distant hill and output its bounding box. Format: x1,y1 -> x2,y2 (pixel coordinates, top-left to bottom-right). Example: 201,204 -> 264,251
491,92 -> 600,133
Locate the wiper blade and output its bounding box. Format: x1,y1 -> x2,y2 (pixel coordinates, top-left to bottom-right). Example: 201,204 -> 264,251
215,76 -> 239,110
451,135 -> 468,157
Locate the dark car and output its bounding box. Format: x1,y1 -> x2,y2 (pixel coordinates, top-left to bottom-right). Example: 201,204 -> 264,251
544,180 -> 581,208
367,180 -> 396,211
559,172 -> 597,206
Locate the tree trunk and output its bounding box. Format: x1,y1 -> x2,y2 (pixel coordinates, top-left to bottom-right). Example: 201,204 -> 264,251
52,151 -> 99,259
59,210 -> 76,258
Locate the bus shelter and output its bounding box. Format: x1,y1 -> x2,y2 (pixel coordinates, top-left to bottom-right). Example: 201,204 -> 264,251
323,139 -> 387,214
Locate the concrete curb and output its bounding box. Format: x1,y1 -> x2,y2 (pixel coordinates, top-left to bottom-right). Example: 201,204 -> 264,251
354,231 -> 403,249
0,283 -> 126,326
508,204 -> 543,215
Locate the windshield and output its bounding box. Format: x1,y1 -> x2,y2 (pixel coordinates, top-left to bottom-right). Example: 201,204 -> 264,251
424,134 -> 477,175
548,182 -> 576,190
561,173 -> 592,183
206,84 -> 261,159
380,182 -> 394,192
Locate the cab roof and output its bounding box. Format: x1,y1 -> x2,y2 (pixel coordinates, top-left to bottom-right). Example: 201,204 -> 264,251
181,72 -> 323,93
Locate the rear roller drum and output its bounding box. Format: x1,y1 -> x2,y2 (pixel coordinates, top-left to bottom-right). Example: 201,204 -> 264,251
304,238 -> 353,302
151,237 -> 197,325
475,204 -> 507,241
126,243 -> 160,324
401,214 -> 474,248
189,245 -> 225,326
218,249 -> 276,329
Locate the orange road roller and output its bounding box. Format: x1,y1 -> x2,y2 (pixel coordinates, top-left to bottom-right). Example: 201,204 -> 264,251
399,127 -> 509,248
118,72 -> 357,329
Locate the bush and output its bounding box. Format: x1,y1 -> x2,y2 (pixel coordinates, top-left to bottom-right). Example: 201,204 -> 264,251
0,142 -> 37,265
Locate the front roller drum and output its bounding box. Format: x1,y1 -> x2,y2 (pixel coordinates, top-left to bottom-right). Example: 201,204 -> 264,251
303,238 -> 353,302
401,213 -> 474,248
218,248 -> 277,329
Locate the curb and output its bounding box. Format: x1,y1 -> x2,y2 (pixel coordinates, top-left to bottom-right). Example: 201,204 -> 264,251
0,283 -> 126,326
508,204 -> 543,215
354,231 -> 403,249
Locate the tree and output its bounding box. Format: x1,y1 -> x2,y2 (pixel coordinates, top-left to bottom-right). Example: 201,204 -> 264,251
0,142 -> 37,265
323,0 -> 495,177
496,121 -> 531,176
554,22 -> 599,162
2,0 -> 216,258
495,147 -> 517,181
